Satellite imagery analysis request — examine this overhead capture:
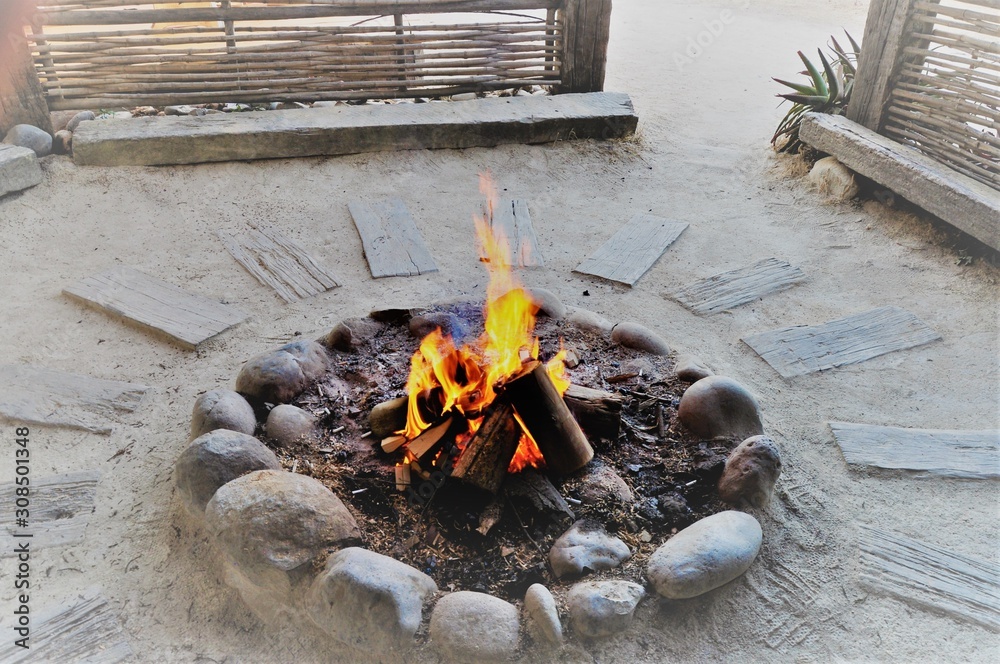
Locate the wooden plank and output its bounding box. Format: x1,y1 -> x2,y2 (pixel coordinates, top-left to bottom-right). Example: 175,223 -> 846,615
3,587 -> 133,663
219,224 -> 340,302
0,470 -> 101,554
742,306 -> 941,378
0,7 -> 53,136
859,525 -> 1000,631
0,364 -> 147,434
830,422 -> 1000,479
674,258 -> 806,315
480,199 -> 544,267
348,197 -> 438,278
63,266 -> 247,349
71,92 -> 639,166
800,113 -> 999,252
573,214 -> 688,286
559,0 -> 614,93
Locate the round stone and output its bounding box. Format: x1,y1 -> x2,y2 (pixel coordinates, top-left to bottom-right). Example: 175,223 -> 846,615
677,375 -> 764,441
235,340 -> 329,404
567,580 -> 645,639
647,510 -> 762,599
429,591 -> 519,662
675,354 -> 714,383
320,317 -> 383,352
577,461 -> 634,505
174,429 -> 280,514
190,389 -> 257,440
205,470 -> 360,579
3,124 -> 52,157
525,287 -> 567,319
524,584 -> 563,646
66,110 -> 96,132
550,519 -> 631,579
306,547 -> 437,653
610,322 -> 671,355
408,311 -> 470,342
565,307 -> 614,336
266,404 -> 317,447
718,435 -> 782,508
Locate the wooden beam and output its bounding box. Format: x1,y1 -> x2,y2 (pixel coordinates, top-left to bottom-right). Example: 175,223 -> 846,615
558,0 -> 613,93
847,0 -> 924,131
0,2 -> 53,136
800,113 -> 1000,251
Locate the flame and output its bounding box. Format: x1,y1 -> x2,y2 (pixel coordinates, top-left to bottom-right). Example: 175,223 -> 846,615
400,171 -> 568,472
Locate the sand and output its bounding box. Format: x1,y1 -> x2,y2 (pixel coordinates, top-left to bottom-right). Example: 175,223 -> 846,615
1,0 -> 998,661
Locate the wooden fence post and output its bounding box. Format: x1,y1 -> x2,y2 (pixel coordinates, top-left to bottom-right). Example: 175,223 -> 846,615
847,0 -> 924,132
0,1 -> 52,136
558,0 -> 613,93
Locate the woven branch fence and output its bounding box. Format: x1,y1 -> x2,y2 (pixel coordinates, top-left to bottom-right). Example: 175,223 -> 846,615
849,0 -> 999,188
16,0 -> 611,110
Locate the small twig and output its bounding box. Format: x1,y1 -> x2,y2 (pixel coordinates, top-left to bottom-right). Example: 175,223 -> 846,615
656,403 -> 666,439
331,425 -> 346,434
361,431 -> 372,439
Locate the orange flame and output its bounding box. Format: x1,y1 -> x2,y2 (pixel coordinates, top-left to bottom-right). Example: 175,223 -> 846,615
400,172 -> 569,472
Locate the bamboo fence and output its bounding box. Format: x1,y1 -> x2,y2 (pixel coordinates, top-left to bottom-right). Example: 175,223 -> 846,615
877,0 -> 1000,187
25,1 -> 585,109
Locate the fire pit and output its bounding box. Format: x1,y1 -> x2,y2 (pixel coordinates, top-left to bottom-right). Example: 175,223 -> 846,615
173,175 -> 782,659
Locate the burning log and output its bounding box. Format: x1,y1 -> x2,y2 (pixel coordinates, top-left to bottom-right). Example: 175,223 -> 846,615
504,469 -> 575,527
451,397 -> 521,495
407,415 -> 458,463
506,363 -> 594,474
563,384 -> 622,443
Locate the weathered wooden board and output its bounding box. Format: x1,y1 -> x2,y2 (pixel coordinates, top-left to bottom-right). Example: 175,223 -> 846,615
831,422 -> 1000,479
63,266 -> 247,349
859,525 -> 1000,631
574,214 -> 688,286
480,199 -> 544,267
674,258 -> 807,314
219,224 -> 340,302
742,306 -> 941,378
72,92 -> 639,166
348,197 -> 438,278
800,113 -> 1000,252
0,470 -> 101,555
3,587 -> 133,663
0,364 -> 147,434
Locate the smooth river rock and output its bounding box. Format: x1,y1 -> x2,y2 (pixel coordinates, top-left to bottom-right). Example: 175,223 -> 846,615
174,429 -> 280,514
675,354 -> 714,382
567,580 -> 645,638
718,435 -> 782,508
3,124 -> 52,157
266,404 -> 317,446
525,287 -> 567,319
236,340 -> 329,404
577,461 -> 634,505
647,510 -> 762,599
307,547 -> 437,653
408,311 -> 470,342
610,322 -> 671,355
550,519 -> 631,578
677,375 -> 764,441
429,591 -> 520,662
566,306 -> 614,336
524,583 -> 563,646
321,317 -> 383,352
190,388 -> 257,440
65,110 -> 96,132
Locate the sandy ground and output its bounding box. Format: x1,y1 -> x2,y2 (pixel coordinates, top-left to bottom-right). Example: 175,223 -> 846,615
2,0 -> 999,662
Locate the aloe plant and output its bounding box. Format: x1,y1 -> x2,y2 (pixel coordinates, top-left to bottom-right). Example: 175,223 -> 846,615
771,32 -> 861,153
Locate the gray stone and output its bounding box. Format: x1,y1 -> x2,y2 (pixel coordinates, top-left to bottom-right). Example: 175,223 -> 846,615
306,547 -> 437,653
408,311 -> 469,342
525,287 -> 566,319
567,580 -> 645,639
205,470 -> 360,581
266,404 -> 317,447
165,105 -> 196,116
577,461 -> 633,505
320,317 -> 383,352
3,124 -> 52,157
566,306 -> 614,336
647,510 -> 762,599
65,110 -> 96,132
0,145 -> 42,197
312,100 -> 338,108
71,92 -> 639,166
190,388 -> 257,440
236,340 -> 329,404
174,429 -> 280,514
611,322 -> 671,355
675,354 -> 714,383
429,591 -> 519,662
524,584 -> 563,646
677,375 -> 764,441
451,92 -> 479,101
718,435 -> 782,508
52,130 -> 73,155
550,519 -> 631,578
50,110 -> 78,132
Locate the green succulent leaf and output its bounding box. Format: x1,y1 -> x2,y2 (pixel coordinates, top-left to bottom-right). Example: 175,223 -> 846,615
798,50 -> 828,97
779,93 -> 831,106
846,31 -> 862,56
773,77 -> 819,95
818,49 -> 841,102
